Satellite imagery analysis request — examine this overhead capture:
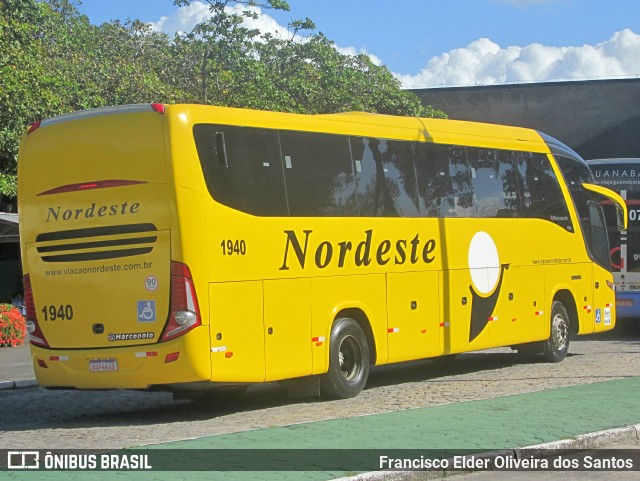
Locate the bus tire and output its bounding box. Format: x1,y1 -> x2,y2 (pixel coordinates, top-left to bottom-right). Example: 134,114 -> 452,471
543,301 -> 570,363
321,318 -> 370,399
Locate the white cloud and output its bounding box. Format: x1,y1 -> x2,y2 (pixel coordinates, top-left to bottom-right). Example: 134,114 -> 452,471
149,1 -> 211,35
148,2 -> 381,65
227,4 -> 291,39
150,2 -> 295,39
397,29 -> 640,88
150,4 -> 640,90
335,46 -> 384,66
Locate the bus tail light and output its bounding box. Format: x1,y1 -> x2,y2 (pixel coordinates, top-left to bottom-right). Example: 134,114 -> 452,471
27,121 -> 42,134
151,103 -> 166,114
23,274 -> 49,348
161,262 -> 201,342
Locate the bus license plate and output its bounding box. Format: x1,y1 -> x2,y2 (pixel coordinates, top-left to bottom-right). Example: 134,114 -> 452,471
89,359 -> 118,372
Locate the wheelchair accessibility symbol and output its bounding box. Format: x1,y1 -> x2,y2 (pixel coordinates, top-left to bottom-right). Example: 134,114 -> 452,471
137,301 -> 156,322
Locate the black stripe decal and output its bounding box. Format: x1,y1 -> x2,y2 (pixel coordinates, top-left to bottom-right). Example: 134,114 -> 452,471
36,223 -> 157,242
37,236 -> 157,253
41,248 -> 153,263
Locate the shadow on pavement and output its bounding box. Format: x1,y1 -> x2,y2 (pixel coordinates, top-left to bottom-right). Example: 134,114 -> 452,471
2,323 -> 638,433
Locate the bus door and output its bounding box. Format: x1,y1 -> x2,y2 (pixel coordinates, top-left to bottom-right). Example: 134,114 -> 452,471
567,201 -> 613,335
583,184 -> 627,330
590,200 -> 615,331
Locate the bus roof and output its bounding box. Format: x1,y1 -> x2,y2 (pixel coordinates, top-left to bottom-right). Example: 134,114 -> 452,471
28,103 -> 562,154
175,104 -> 554,153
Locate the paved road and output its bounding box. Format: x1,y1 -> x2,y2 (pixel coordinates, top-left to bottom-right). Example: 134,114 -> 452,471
1,323 -> 639,451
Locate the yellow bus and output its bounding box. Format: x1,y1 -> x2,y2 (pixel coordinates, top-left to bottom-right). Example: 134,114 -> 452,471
18,104 -> 626,400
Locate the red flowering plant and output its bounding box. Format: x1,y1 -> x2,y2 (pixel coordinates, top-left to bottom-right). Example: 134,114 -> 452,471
0,304 -> 26,347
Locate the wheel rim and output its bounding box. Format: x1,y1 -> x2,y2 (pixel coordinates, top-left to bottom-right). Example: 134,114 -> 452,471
338,335 -> 362,381
552,313 -> 568,352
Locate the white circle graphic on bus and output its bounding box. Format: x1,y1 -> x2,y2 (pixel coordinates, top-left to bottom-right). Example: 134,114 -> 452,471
468,231 -> 500,295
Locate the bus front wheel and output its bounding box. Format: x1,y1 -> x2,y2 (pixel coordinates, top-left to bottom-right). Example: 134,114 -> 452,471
321,318 -> 370,399
543,301 -> 570,363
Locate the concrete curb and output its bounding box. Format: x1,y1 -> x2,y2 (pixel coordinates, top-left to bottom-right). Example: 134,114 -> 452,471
527,424 -> 640,451
334,423 -> 640,480
0,379 -> 38,390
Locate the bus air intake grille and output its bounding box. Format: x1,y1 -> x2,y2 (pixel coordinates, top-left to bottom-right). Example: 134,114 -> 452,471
35,223 -> 157,263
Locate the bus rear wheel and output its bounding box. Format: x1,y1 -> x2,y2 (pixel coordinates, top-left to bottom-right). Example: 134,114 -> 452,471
321,318 -> 370,399
543,301 -> 570,363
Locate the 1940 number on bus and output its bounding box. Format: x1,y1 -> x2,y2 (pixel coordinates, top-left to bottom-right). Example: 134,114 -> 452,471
221,239 -> 247,256
41,304 -> 74,321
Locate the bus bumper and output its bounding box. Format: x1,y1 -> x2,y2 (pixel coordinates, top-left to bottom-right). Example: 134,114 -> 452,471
28,327 -> 211,390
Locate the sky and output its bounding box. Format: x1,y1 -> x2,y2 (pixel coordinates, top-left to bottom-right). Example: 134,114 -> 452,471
76,0 -> 640,88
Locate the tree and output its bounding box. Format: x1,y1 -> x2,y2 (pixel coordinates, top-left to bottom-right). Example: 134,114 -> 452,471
256,32 -> 441,116
0,0 -> 177,204
170,0 -> 444,117
169,0 -> 292,105
0,0 -> 444,207
0,0 -> 107,202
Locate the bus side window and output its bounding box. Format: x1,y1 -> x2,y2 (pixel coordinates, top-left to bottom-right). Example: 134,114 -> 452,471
414,143 -> 450,217
518,152 -> 573,231
467,147 -> 521,218
556,155 -> 594,236
414,143 -> 466,217
193,124 -> 288,216
447,145 -> 474,217
498,150 -> 523,217
589,201 -> 611,269
279,131 -> 357,217
350,137 -> 420,217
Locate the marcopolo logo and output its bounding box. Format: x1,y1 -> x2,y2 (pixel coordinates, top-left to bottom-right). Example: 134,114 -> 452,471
45,201 -> 141,222
279,229 -> 437,271
108,332 -> 154,342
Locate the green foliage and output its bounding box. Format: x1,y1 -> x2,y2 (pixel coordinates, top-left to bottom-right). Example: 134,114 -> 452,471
0,0 -> 444,202
0,173 -> 17,198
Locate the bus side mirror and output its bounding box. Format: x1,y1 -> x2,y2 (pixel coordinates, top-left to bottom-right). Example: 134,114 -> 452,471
583,183 -> 628,231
